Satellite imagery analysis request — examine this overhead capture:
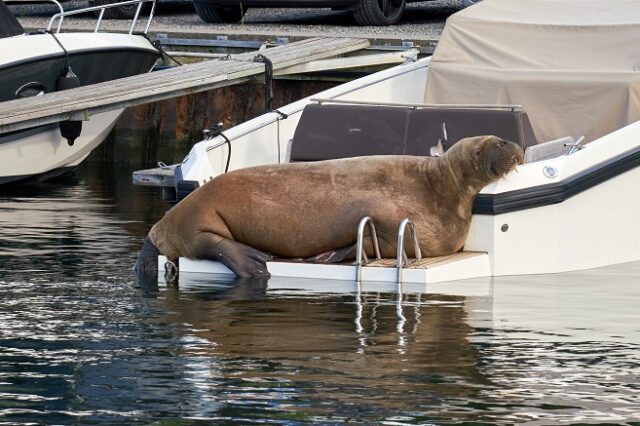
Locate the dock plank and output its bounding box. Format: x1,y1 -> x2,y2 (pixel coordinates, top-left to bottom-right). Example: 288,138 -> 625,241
366,251 -> 486,269
0,37 -> 370,133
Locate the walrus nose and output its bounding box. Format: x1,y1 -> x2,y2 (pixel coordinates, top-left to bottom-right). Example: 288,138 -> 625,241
497,138 -> 516,148
499,138 -> 521,151
509,142 -> 525,164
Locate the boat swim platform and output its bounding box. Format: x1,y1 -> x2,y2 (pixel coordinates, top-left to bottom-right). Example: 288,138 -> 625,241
0,37 -> 370,134
158,251 -> 491,288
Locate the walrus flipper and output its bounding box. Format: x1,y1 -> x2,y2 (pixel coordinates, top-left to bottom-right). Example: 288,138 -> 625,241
134,236 -> 160,283
307,244 -> 357,264
192,232 -> 272,278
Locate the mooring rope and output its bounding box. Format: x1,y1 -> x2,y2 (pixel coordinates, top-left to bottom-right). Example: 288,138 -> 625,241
139,33 -> 183,66
253,53 -> 274,112
48,31 -> 70,70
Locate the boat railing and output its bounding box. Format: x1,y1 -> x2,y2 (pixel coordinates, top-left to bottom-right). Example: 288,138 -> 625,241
8,0 -> 156,35
6,0 -> 64,17
53,0 -> 156,34
310,97 -> 523,112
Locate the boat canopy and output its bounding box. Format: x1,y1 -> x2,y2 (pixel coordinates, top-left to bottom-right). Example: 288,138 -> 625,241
424,0 -> 640,144
0,1 -> 24,38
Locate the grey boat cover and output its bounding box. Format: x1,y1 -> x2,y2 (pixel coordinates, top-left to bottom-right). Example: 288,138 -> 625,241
0,1 -> 24,38
424,0 -> 640,143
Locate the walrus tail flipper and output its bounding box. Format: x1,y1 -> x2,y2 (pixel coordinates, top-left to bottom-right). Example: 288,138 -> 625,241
193,232 -> 272,278
134,236 -> 160,283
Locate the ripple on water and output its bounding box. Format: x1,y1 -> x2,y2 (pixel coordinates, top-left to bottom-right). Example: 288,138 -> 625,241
0,164 -> 639,424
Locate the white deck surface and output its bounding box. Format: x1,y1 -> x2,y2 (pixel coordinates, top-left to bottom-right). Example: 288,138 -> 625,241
158,251 -> 491,288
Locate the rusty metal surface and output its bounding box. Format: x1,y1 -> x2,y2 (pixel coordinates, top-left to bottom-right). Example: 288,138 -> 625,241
90,79 -> 337,165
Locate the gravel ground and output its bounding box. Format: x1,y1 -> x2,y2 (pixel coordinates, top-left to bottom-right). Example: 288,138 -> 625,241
12,0 -> 463,43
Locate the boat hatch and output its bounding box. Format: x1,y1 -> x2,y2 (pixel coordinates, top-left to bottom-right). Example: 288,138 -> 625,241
289,100 -> 538,162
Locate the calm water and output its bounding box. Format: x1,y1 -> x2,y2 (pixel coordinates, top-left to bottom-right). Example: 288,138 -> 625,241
0,163 -> 639,425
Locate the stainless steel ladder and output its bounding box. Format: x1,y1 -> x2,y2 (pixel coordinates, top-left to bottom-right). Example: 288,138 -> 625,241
355,216 -> 382,282
354,217 -> 422,284
396,218 -> 422,284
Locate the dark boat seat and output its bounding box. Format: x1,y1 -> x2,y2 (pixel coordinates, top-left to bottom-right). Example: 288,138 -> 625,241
289,103 -> 538,162
0,1 -> 25,39
404,107 -> 538,156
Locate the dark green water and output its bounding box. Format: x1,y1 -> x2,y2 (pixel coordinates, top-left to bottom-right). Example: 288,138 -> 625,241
0,163 -> 639,425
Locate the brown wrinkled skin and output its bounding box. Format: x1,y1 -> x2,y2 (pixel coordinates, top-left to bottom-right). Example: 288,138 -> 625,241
149,135 -> 523,267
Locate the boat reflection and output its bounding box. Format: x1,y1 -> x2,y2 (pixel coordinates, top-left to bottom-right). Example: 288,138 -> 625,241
153,273 -> 495,410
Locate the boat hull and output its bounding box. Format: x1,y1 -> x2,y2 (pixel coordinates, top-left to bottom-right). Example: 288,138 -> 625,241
0,33 -> 159,103
0,32 -> 158,184
0,109 -> 123,185
167,57 -> 640,280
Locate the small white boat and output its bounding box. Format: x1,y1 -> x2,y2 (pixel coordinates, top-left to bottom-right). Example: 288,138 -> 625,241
0,0 -> 159,184
155,0 -> 640,283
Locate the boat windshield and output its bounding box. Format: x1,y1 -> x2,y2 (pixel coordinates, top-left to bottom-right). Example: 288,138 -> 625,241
0,1 -> 25,38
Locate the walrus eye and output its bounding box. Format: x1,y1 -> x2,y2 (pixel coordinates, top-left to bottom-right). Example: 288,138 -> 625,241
475,148 -> 482,156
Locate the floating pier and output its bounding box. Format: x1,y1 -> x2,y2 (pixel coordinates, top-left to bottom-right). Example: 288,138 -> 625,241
0,37 -> 370,134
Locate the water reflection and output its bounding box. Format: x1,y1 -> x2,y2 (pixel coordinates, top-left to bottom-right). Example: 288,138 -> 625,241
0,166 -> 164,281
0,163 -> 639,424
156,284 -> 487,421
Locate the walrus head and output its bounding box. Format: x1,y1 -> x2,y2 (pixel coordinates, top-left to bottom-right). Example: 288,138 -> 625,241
443,135 -> 524,189
133,236 -> 160,283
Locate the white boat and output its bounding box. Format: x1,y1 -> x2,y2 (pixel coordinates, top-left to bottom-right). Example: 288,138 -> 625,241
0,0 -> 159,184
155,0 -> 640,284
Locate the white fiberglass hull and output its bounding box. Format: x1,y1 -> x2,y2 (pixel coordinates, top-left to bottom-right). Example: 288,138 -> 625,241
0,109 -> 123,184
0,31 -> 159,184
467,122 -> 640,276
167,57 -> 640,282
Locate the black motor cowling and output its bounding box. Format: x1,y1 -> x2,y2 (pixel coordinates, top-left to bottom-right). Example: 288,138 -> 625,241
57,67 -> 82,146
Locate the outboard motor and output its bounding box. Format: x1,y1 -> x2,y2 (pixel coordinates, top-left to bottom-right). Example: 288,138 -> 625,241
56,67 -> 82,146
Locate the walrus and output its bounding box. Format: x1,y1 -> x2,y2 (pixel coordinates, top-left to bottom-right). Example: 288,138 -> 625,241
134,135 -> 523,280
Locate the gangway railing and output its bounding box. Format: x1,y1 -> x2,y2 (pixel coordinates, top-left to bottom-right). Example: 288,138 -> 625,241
355,216 -> 382,282
396,218 -> 422,284
7,0 -> 156,34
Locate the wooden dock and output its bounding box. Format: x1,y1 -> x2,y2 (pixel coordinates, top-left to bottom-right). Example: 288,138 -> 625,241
0,37 -> 369,134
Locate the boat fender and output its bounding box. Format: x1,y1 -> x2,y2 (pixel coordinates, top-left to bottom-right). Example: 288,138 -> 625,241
57,67 -> 82,146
